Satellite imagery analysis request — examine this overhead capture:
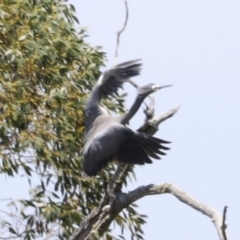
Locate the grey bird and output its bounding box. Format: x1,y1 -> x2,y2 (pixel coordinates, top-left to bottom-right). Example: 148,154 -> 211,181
82,59 -> 171,176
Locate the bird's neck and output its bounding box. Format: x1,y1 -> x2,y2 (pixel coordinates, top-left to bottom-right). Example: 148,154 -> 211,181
84,84 -> 103,129
118,94 -> 146,125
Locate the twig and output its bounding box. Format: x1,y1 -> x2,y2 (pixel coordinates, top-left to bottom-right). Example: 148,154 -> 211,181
115,0 -> 129,64
221,206 -> 228,240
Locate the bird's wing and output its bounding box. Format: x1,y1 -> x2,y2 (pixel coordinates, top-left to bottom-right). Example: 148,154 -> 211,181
116,131 -> 170,165
82,123 -> 132,176
99,59 -> 142,98
82,121 -> 171,176
84,59 -> 141,131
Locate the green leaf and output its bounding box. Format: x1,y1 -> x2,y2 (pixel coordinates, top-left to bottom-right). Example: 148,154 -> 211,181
9,227 -> 17,234
19,34 -> 28,41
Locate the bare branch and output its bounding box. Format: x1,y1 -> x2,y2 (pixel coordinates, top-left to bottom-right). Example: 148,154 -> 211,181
138,103 -> 181,134
125,183 -> 228,240
108,162 -> 130,195
221,206 -> 228,240
115,0 -> 129,64
143,94 -> 155,120
151,102 -> 181,124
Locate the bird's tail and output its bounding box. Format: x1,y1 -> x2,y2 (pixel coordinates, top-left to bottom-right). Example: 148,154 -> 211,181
116,132 -> 170,165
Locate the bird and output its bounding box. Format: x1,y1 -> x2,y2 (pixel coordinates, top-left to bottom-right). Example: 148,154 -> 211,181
82,59 -> 171,176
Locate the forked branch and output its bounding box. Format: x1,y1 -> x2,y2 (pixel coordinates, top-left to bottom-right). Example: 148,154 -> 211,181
124,183 -> 228,240
138,103 -> 181,134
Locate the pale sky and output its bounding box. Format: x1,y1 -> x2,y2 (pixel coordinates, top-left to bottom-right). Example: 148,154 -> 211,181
69,0 -> 240,239
1,1 -> 240,239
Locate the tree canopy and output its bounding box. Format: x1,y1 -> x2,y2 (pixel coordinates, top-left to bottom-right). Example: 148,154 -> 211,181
0,0 -> 110,239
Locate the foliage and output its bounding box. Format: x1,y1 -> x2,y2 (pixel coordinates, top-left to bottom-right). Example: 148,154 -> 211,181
0,0 -> 146,239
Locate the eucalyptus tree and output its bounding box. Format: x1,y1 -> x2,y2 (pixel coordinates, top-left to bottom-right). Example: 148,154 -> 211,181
0,1 -> 172,239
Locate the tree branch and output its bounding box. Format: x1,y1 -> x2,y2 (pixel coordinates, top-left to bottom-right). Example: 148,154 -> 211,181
108,162 -> 130,195
74,183 -> 229,240
138,103 -> 180,134
221,206 -> 228,240
115,0 -> 129,64
124,183 -> 229,240
143,94 -> 155,120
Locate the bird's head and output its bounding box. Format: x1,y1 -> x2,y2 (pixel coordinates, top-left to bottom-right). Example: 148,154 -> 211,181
138,83 -> 172,96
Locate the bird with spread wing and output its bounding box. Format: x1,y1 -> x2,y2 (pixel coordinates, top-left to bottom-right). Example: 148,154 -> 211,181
82,59 -> 171,176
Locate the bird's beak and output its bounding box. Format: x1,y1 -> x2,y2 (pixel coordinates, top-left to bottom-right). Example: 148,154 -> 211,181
157,84 -> 172,90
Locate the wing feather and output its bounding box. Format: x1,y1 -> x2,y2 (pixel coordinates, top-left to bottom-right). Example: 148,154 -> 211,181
100,59 -> 142,98
84,59 -> 142,130
82,124 -> 133,176
82,122 -> 171,176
